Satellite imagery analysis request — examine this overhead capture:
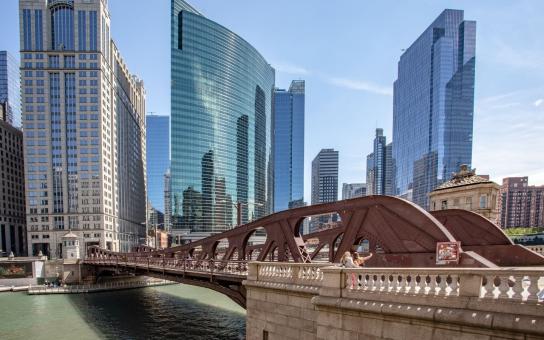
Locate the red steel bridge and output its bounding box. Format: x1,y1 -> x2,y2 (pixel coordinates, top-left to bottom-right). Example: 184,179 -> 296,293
84,196 -> 544,307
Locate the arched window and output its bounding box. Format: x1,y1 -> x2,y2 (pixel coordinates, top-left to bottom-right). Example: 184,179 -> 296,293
51,4 -> 74,50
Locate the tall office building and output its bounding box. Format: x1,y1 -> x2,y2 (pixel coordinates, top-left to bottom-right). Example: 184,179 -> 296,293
171,0 -> 275,235
342,183 -> 366,200
20,0 -> 147,257
366,129 -> 394,196
499,177 -> 544,228
0,51 -> 22,127
392,9 -> 476,208
311,149 -> 339,204
146,114 -> 170,212
163,168 -> 172,232
273,80 -> 304,212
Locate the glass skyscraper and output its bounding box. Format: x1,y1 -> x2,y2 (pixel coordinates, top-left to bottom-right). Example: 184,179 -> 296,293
0,51 -> 21,127
171,0 -> 275,234
392,9 -> 476,209
273,80 -> 305,212
146,114 -> 170,212
366,129 -> 394,196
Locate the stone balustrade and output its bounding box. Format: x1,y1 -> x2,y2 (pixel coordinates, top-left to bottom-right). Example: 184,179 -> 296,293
247,262 -> 329,296
244,262 -> 544,340
342,267 -> 544,303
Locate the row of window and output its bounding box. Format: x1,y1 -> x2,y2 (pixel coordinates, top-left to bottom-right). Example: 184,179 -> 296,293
22,8 -> 99,52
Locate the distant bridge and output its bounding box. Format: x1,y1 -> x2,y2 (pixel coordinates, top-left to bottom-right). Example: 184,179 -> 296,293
84,195 -> 544,307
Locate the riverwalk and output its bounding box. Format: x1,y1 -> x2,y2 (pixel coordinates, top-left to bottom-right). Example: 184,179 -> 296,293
27,278 -> 174,295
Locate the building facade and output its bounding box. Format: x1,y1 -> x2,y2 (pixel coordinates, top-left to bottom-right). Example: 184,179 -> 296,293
0,120 -> 26,256
311,149 -> 339,204
146,114 -> 169,212
0,51 -> 22,127
163,167 -> 172,232
342,183 -> 366,200
273,80 -> 304,212
499,177 -> 544,228
393,9 -> 476,209
171,0 -> 275,235
429,165 -> 499,221
366,129 -> 394,196
147,203 -> 164,230
20,0 -> 147,257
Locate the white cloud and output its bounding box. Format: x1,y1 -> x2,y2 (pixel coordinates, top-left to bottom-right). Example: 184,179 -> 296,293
534,98 -> 544,107
329,77 -> 392,96
273,62 -> 310,75
473,88 -> 544,185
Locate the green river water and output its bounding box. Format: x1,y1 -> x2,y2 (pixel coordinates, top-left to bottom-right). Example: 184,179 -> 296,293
0,284 -> 245,340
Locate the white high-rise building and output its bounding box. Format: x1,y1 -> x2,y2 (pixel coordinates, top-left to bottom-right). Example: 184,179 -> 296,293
20,0 -> 147,257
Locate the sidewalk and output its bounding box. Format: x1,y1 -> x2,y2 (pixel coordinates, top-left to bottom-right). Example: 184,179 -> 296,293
27,279 -> 174,295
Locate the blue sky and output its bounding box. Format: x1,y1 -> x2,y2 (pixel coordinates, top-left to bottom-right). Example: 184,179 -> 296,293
1,0 -> 543,201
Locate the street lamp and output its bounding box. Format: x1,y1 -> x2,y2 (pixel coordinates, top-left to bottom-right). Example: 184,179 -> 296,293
234,201 -> 263,226
216,200 -> 263,226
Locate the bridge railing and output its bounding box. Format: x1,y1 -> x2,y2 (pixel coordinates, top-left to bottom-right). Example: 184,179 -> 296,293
248,262 -> 330,289
84,255 -> 249,276
340,267 -> 544,304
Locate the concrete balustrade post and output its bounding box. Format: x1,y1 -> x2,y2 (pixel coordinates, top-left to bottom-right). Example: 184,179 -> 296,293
459,273 -> 483,297
247,262 -> 259,281
293,265 -> 302,285
319,266 -> 343,298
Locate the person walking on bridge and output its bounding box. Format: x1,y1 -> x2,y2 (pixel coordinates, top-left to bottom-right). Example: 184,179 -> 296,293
354,252 -> 373,267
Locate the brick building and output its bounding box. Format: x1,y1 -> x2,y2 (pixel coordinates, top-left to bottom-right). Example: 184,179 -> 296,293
499,177 -> 544,228
0,117 -> 26,256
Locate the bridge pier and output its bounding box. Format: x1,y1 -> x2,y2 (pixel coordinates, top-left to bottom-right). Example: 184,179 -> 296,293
244,262 -> 544,340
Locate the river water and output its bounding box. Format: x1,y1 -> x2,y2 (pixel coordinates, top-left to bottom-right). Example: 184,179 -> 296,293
0,284 -> 245,340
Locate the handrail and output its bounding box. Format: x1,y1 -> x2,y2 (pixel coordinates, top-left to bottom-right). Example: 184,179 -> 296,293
84,257 -> 250,277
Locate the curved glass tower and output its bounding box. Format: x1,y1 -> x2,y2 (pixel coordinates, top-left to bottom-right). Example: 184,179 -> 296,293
171,0 -> 275,234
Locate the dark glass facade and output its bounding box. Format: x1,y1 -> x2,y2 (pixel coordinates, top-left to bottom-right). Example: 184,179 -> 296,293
273,80 -> 305,212
171,0 -> 275,233
392,9 -> 476,209
366,129 -> 395,196
146,115 -> 170,212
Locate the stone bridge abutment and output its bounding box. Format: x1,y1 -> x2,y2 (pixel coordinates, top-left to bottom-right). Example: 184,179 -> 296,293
244,262 -> 544,340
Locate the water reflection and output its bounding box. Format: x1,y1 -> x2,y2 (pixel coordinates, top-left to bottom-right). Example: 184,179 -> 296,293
0,284 -> 245,340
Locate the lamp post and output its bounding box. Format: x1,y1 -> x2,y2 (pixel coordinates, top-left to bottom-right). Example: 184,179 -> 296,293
216,200 -> 263,226
233,201 -> 263,226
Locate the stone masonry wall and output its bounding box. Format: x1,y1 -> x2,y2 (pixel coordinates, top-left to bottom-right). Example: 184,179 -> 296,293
246,284 -> 544,340
246,286 -> 317,340
313,302 -> 541,340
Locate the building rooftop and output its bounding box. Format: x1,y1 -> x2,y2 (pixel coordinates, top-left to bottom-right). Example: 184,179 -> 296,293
433,165 -> 494,191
